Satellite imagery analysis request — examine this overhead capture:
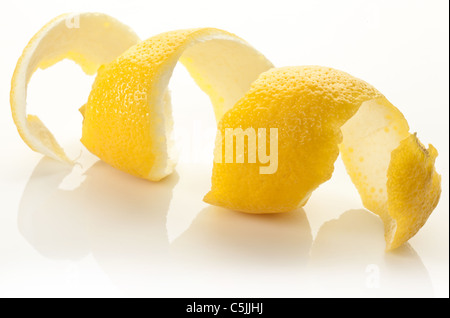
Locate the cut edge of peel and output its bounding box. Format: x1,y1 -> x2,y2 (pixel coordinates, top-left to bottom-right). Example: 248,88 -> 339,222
153,31 -> 274,181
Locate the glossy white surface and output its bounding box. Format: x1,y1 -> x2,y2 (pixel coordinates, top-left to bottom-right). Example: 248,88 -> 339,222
0,0 -> 448,297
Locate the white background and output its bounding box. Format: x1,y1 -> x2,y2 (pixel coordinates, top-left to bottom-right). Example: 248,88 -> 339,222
0,0 -> 448,298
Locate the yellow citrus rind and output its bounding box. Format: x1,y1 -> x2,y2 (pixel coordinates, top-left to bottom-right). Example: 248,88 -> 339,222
385,134 -> 441,250
10,13 -> 441,250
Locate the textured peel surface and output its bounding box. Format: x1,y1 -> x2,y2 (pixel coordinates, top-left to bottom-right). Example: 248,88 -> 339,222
385,134 -> 441,250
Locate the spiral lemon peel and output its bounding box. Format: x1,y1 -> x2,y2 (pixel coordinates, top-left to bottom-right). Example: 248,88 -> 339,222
11,13 -> 441,250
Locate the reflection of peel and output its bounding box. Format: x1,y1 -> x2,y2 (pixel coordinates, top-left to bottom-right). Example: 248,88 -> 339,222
309,209 -> 433,297
17,161 -> 433,296
170,206 -> 312,297
172,206 -> 312,268
18,157 -> 178,292
18,158 -> 87,260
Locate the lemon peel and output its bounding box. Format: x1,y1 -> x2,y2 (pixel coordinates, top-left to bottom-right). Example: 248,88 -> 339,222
81,28 -> 274,181
205,66 -> 382,213
205,66 -> 441,250
10,12 -> 140,162
339,98 -> 441,250
10,14 -> 441,250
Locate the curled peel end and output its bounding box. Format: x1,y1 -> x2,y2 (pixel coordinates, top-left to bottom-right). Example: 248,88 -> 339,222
26,115 -> 72,164
10,12 -> 140,163
339,96 -> 441,250
385,133 -> 442,251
